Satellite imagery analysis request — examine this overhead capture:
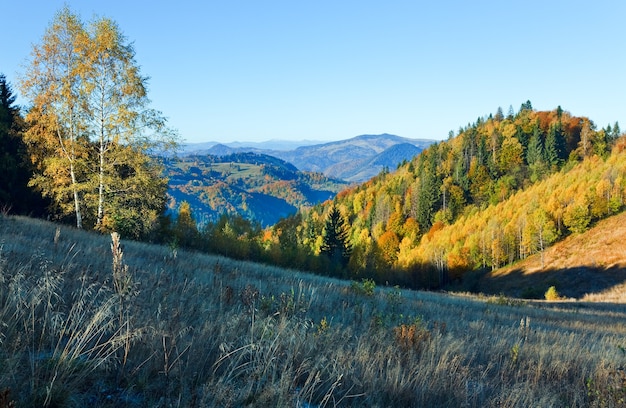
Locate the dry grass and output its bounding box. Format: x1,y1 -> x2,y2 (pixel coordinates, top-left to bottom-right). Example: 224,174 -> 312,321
1,214 -> 626,406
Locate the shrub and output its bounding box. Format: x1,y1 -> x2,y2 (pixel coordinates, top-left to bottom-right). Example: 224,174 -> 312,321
545,286 -> 562,301
350,278 -> 376,296
521,286 -> 544,299
393,321 -> 431,353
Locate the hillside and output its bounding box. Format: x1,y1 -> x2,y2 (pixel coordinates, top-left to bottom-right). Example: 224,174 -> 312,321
164,152 -> 349,226
326,142 -> 422,182
272,133 -> 434,181
478,211 -> 626,299
1,214 -> 626,406
265,105 -> 625,290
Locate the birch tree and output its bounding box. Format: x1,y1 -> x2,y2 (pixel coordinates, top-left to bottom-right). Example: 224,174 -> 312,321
81,16 -> 175,232
21,7 -> 177,235
21,7 -> 89,228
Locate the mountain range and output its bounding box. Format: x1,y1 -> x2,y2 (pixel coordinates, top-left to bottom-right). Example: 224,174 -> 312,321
178,134 -> 435,182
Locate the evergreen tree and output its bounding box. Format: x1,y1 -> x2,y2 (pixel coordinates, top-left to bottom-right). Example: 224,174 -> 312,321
526,123 -> 544,165
607,121 -> 621,144
416,146 -> 440,231
507,105 -> 515,120
320,205 -> 351,267
0,74 -> 20,208
545,122 -> 565,167
0,74 -> 45,215
520,100 -> 533,112
494,106 -> 504,121
556,105 -> 563,119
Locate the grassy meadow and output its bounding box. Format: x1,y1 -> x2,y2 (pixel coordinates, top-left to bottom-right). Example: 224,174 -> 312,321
1,214 -> 626,407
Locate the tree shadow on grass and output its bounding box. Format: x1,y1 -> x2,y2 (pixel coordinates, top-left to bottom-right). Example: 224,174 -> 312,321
474,265 -> 626,300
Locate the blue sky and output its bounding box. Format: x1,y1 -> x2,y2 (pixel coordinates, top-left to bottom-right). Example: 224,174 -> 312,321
3,1 -> 625,143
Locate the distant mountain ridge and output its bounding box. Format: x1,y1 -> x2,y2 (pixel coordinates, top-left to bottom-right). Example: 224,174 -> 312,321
177,139 -> 325,155
325,142 -> 423,182
179,134 -> 435,182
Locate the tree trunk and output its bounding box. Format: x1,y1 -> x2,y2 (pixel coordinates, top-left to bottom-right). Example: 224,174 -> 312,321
96,141 -> 105,228
96,82 -> 107,229
69,160 -> 82,229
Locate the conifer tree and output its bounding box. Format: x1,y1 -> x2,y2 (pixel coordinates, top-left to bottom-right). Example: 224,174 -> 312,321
416,146 -> 440,230
526,125 -> 544,166
320,205 -> 351,267
0,74 -> 22,209
545,122 -> 565,168
0,74 -> 44,214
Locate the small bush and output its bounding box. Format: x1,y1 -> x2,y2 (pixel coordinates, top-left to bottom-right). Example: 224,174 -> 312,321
350,278 -> 376,296
545,286 -> 561,301
393,322 -> 431,353
487,294 -> 525,307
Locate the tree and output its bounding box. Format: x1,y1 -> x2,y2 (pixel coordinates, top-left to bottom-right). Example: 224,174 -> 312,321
526,123 -> 544,165
526,125 -> 548,182
81,16 -> 176,232
563,200 -> 591,234
520,100 -> 533,112
494,106 -> 504,121
497,136 -> 523,175
174,201 -> 199,248
577,120 -> 594,159
525,208 -> 558,268
614,122 -> 621,140
545,122 -> 565,168
320,205 -> 351,267
102,146 -> 169,239
507,105 -> 515,120
378,230 -> 400,265
20,7 -> 177,234
21,7 -> 90,228
416,146 -> 440,231
0,74 -> 42,214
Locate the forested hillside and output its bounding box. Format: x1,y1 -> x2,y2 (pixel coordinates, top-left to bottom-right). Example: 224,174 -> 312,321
164,152 -> 348,226
267,103 -> 624,287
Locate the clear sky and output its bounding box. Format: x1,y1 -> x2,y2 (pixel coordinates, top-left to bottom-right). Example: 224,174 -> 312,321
2,1 -> 625,144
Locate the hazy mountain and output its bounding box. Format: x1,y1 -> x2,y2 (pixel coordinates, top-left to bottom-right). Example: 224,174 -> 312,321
178,134 -> 436,183
325,142 -> 423,182
271,134 -> 434,179
177,139 -> 325,156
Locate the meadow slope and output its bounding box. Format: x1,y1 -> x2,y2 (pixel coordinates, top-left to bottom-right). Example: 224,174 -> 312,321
480,211 -> 626,300
1,215 -> 626,407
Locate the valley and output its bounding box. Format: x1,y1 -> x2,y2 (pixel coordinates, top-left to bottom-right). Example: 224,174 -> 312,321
164,134 -> 433,226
